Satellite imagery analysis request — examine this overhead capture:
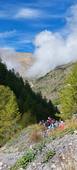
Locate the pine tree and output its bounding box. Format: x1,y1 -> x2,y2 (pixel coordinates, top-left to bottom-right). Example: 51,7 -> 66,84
59,63 -> 77,119
0,60 -> 59,123
0,85 -> 20,145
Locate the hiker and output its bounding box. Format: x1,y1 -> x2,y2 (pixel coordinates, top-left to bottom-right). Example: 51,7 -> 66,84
59,120 -> 65,130
45,120 -> 50,127
47,117 -> 52,125
54,120 -> 59,128
48,123 -> 54,129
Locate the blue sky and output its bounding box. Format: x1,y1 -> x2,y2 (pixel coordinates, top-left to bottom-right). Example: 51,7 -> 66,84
0,0 -> 77,52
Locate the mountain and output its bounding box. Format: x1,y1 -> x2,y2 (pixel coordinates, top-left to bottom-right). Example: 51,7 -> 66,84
0,60 -> 59,123
16,53 -> 76,103
0,54 -> 77,170
0,122 -> 77,170
13,53 -> 76,105
16,52 -> 33,67
16,52 -> 33,78
30,62 -> 76,104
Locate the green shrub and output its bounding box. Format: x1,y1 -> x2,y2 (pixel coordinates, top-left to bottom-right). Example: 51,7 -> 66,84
18,150 -> 36,168
11,141 -> 46,170
43,150 -> 56,163
21,111 -> 36,128
33,141 -> 46,153
11,149 -> 36,170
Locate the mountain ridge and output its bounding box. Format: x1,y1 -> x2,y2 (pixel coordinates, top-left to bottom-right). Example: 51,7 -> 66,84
16,53 -> 76,102
31,62 -> 76,103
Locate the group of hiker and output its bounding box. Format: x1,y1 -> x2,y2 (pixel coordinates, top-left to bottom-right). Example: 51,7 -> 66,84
39,117 -> 65,130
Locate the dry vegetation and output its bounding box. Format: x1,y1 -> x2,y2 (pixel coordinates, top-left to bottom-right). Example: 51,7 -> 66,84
47,118 -> 77,139
30,124 -> 46,143
26,118 -> 77,145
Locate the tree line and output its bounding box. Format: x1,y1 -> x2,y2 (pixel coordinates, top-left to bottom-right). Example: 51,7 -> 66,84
0,59 -> 59,122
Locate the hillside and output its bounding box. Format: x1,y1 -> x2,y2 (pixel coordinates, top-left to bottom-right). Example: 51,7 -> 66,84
15,53 -> 75,102
0,122 -> 77,170
1,57 -> 77,170
15,54 -> 76,103
0,60 -> 58,122
8,52 -> 77,108
1,52 -> 76,104
31,62 -> 76,103
1,54 -> 77,170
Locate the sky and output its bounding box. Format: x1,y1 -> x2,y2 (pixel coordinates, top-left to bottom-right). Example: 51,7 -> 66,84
0,0 -> 77,52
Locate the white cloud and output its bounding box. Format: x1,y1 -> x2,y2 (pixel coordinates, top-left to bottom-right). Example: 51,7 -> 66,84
19,39 -> 32,44
15,8 -> 41,19
1,4 -> 77,79
15,7 -> 64,20
0,30 -> 16,38
27,4 -> 77,78
0,3 -> 65,20
65,4 -> 77,32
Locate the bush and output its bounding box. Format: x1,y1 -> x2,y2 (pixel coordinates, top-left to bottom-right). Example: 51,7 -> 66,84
20,111 -> 36,128
17,149 -> 36,168
43,150 -> 56,163
11,149 -> 36,170
30,130 -> 42,143
30,124 -> 46,143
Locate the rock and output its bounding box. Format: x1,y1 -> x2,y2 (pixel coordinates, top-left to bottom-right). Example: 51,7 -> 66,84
0,162 -> 3,167
51,164 -> 56,169
74,130 -> 77,134
0,162 -> 3,169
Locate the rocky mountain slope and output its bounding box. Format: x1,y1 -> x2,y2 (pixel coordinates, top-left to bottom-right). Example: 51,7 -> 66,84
31,62 -> 75,102
10,52 -> 76,103
16,53 -> 76,103
0,128 -> 77,170
0,53 -> 77,170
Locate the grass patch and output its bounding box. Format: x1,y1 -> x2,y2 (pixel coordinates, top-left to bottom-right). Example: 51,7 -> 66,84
11,140 -> 46,170
10,149 -> 36,170
33,141 -> 46,153
43,150 -> 56,163
47,118 -> 77,140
